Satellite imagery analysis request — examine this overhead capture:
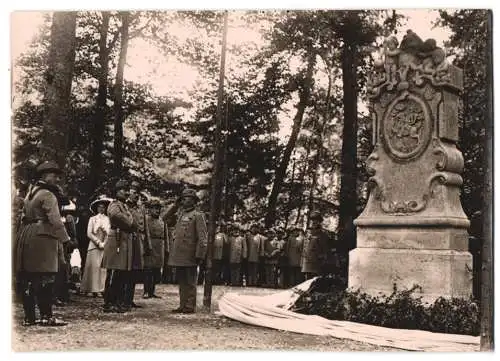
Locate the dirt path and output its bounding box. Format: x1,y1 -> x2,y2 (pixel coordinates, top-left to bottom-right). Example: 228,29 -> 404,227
12,284 -> 398,351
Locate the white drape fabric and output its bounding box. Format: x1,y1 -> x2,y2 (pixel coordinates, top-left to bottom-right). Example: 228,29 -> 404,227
217,278 -> 480,352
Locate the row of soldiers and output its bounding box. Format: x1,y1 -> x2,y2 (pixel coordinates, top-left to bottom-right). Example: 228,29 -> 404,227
196,218 -> 341,289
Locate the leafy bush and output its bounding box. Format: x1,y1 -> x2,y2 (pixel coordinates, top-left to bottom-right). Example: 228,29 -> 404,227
292,277 -> 480,336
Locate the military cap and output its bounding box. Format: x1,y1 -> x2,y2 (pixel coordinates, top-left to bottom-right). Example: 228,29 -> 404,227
309,210 -> 323,221
130,180 -> 141,191
148,199 -> 162,208
181,188 -> 199,201
36,161 -> 62,176
115,179 -> 129,191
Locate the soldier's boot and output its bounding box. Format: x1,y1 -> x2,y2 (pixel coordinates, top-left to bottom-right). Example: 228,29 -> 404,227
183,284 -> 196,313
142,271 -> 151,298
103,269 -> 115,312
39,282 -> 67,326
21,281 -> 36,326
150,273 -> 161,298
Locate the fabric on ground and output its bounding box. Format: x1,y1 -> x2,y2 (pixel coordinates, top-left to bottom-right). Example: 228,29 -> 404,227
217,278 -> 480,352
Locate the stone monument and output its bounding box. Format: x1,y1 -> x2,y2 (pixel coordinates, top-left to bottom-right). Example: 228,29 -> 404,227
348,30 -> 472,302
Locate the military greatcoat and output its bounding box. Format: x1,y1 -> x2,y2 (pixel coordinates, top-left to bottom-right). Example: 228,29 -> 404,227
15,184 -> 69,273
144,215 -> 167,268
246,233 -> 264,263
101,200 -> 136,270
285,234 -> 304,267
229,235 -> 247,264
301,228 -> 330,274
167,208 -> 207,267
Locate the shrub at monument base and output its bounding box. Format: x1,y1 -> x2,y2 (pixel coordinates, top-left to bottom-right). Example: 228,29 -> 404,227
292,277 -> 479,336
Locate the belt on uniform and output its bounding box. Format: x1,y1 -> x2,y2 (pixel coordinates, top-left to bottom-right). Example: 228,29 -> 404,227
21,218 -> 41,225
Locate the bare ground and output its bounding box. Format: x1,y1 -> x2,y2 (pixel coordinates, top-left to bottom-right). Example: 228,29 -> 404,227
12,284 -> 399,352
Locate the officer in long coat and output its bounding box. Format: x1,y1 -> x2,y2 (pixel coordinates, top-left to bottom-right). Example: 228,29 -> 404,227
263,229 -> 280,288
143,199 -> 167,298
164,188 -> 207,313
301,211 -> 330,279
14,161 -> 69,326
124,181 -> 151,309
285,227 -> 305,286
101,180 -> 136,313
246,224 -> 264,287
229,226 -> 247,286
212,222 -> 227,285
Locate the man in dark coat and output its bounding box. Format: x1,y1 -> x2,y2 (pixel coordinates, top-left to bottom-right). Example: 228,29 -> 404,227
212,222 -> 227,285
164,188 -> 207,313
285,227 -> 305,286
123,181 -> 151,310
301,211 -> 330,279
143,199 -> 166,298
54,201 -> 78,305
76,203 -> 90,278
14,161 -> 69,326
101,180 -> 136,313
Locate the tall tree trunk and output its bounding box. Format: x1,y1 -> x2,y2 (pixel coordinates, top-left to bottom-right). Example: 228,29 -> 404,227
89,11 -> 110,196
204,11 -> 228,308
306,69 -> 333,228
40,12 -> 77,175
480,9 -> 493,352
337,41 -> 358,251
283,152 -> 297,230
294,136 -> 313,226
265,55 -> 316,228
113,12 -> 130,179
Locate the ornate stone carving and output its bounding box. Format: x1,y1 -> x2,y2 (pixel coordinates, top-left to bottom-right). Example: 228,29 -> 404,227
382,92 -> 431,161
432,138 -> 465,174
367,30 -> 461,100
367,175 -> 429,215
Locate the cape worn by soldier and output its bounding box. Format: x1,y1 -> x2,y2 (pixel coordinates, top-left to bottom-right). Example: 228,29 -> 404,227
15,161 -> 70,326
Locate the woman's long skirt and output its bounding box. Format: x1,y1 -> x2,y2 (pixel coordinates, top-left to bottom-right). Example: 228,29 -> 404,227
80,248 -> 106,293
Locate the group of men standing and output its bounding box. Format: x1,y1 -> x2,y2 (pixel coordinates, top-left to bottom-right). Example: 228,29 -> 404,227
102,181 -> 207,315
13,159 -> 341,326
207,211 -> 340,289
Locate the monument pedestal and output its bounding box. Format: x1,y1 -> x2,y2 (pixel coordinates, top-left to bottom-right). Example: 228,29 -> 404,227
348,31 -> 472,302
349,226 -> 472,303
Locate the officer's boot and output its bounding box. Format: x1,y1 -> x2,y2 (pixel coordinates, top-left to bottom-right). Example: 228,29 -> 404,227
21,280 -> 36,326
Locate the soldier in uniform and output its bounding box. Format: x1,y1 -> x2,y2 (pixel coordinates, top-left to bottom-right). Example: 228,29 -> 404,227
212,222 -> 227,285
301,211 -> 330,280
164,188 -> 207,313
143,199 -> 167,298
54,200 -> 78,305
229,226 -> 247,286
14,161 -> 69,326
125,181 -> 152,309
246,224 -> 264,287
101,180 -> 136,313
285,227 -> 305,286
263,229 -> 280,288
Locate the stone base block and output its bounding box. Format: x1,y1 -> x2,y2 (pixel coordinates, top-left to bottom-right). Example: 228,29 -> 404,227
356,226 -> 469,251
348,247 -> 473,303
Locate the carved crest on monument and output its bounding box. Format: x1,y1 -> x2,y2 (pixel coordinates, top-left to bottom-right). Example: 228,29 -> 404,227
383,92 -> 432,161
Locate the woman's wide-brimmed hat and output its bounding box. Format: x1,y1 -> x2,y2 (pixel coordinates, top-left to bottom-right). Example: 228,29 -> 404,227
89,195 -> 113,214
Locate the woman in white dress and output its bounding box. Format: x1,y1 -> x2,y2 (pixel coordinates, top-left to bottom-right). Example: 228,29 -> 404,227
80,196 -> 112,297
